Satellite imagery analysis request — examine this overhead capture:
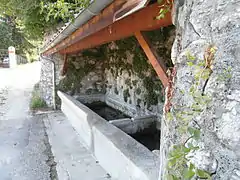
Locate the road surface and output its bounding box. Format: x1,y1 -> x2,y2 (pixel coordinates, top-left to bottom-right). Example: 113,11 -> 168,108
0,63 -> 113,180
0,63 -> 57,180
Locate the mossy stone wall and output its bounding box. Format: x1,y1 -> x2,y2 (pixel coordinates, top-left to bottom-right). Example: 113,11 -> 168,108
57,26 -> 175,118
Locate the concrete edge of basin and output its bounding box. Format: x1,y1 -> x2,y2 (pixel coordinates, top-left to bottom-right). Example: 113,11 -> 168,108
57,91 -> 160,180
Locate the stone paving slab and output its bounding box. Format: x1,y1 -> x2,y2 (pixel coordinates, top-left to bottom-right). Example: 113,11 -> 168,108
42,112 -> 114,180
0,116 -> 51,180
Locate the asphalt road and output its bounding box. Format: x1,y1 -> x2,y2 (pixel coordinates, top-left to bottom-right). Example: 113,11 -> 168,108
0,63 -> 56,180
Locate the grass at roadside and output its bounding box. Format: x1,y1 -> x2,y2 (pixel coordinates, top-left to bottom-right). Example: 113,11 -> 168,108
30,83 -> 47,110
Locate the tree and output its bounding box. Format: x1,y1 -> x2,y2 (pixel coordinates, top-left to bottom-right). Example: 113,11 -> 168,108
0,21 -> 14,49
0,0 -> 90,40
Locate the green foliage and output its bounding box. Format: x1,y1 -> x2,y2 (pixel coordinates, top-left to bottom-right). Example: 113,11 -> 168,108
41,0 -> 90,22
125,78 -> 132,87
135,88 -> 142,95
105,35 -> 166,107
157,0 -> 173,20
0,22 -> 14,49
217,66 -> 232,82
166,128 -> 212,180
123,89 -> 130,103
0,18 -> 36,57
132,46 -> 150,77
58,59 -> 92,94
82,48 -> 106,60
132,80 -> 138,86
114,87 -> 119,95
137,99 -> 141,106
143,77 -> 162,107
166,49 -> 216,179
30,93 -> 47,109
30,83 -> 47,109
0,0 -> 90,46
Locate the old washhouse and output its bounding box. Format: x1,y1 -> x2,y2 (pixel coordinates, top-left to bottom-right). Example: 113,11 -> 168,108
41,0 -> 174,179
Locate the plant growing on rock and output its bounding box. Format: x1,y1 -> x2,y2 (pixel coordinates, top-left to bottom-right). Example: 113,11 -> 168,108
123,89 -> 130,103
165,46 -> 217,180
30,83 -> 47,110
157,0 -> 174,19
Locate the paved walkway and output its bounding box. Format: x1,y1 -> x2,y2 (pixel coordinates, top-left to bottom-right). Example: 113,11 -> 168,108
0,63 -> 53,180
43,112 -> 113,180
0,63 -> 113,180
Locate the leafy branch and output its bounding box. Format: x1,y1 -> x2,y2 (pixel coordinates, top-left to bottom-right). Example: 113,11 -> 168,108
157,0 -> 173,19
40,0 -> 90,22
165,46 -> 217,180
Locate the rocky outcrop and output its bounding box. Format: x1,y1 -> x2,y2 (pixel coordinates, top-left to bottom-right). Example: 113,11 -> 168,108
160,0 -> 240,179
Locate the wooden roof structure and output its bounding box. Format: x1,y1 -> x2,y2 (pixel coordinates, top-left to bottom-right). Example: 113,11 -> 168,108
43,0 -> 173,87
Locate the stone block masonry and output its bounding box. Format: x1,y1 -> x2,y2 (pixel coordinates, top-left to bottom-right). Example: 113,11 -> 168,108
50,27 -> 176,121
40,54 -> 64,107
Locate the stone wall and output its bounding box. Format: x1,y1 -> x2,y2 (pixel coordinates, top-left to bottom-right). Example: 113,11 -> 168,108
160,0 -> 240,179
56,26 -> 175,119
40,54 -> 64,107
104,27 -> 175,118
57,49 -> 106,96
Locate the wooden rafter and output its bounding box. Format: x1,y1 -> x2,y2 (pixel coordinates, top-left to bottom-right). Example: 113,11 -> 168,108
58,2 -> 172,54
44,0 -> 129,55
61,54 -> 68,76
135,31 -> 168,87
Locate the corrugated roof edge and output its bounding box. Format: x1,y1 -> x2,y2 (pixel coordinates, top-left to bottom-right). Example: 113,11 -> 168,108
43,0 -> 114,53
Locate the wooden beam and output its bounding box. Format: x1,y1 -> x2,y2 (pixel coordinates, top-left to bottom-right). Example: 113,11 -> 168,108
44,0 -> 128,55
113,0 -> 149,21
135,31 -> 168,88
58,2 -> 172,54
61,54 -> 68,76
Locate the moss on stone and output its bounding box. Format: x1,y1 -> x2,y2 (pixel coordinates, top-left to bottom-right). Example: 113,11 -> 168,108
137,99 -> 142,106
123,88 -> 130,102
135,88 -> 142,95
132,80 -> 138,86
132,46 -> 149,77
57,57 -> 98,95
129,99 -> 132,104
125,78 -> 132,87
82,47 -> 106,60
143,77 -> 159,107
57,27 -> 174,108
114,87 -> 119,95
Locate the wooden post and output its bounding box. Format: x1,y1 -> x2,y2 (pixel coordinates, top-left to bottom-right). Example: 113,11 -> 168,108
61,53 -> 68,76
135,31 -> 168,88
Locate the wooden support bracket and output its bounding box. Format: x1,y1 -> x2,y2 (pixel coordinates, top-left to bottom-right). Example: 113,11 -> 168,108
135,31 -> 168,88
61,54 -> 68,76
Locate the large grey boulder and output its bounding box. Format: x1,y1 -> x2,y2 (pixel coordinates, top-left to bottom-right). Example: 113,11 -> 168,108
160,0 -> 240,179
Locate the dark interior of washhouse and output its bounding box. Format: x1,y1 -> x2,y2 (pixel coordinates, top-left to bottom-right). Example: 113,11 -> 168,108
58,25 -> 175,152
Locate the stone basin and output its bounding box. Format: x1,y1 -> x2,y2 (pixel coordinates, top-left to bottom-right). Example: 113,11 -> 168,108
58,91 -> 160,180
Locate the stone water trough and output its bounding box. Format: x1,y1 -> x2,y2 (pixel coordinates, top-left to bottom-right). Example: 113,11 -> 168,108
58,91 -> 160,180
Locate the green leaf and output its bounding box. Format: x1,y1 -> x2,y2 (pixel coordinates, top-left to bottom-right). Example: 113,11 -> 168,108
166,174 -> 178,180
189,163 -> 194,170
183,147 -> 191,153
193,129 -> 200,140
167,112 -> 174,121
189,86 -> 195,93
186,52 -> 196,61
187,127 -> 195,136
187,127 -> 201,140
196,169 -> 211,179
187,61 -> 194,67
157,0 -> 164,3
183,168 -> 195,179
168,158 -> 177,167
